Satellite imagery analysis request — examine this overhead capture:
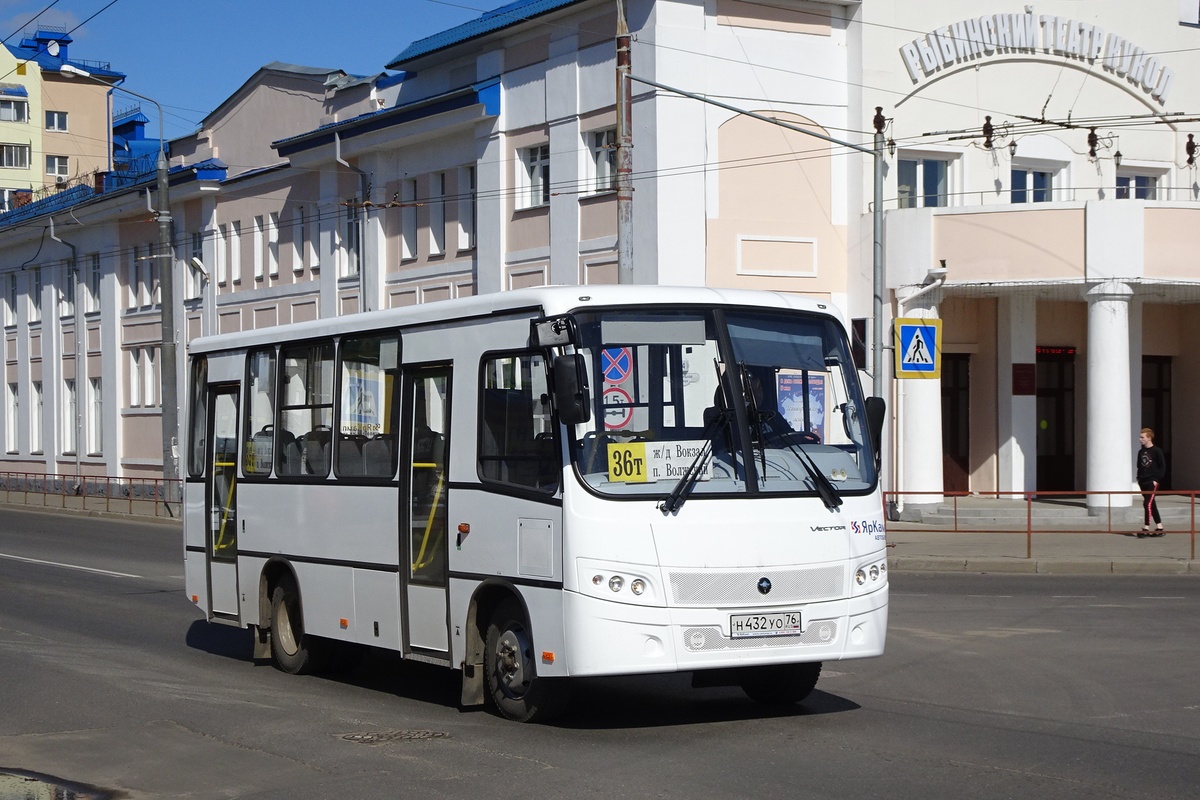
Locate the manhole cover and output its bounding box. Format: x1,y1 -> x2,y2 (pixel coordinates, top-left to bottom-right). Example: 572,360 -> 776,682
341,730 -> 449,744
0,769 -> 112,799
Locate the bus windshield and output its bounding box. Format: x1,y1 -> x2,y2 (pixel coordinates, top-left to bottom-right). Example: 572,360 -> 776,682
565,307 -> 876,500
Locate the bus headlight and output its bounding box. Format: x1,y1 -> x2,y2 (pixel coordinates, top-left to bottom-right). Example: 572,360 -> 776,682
578,559 -> 661,606
853,557 -> 888,595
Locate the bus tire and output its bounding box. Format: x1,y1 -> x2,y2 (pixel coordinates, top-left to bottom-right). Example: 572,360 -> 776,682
269,576 -> 322,675
738,662 -> 821,705
484,599 -> 569,722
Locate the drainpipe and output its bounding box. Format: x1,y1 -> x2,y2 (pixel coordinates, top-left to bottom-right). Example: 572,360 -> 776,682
48,217 -> 82,486
335,132 -> 371,311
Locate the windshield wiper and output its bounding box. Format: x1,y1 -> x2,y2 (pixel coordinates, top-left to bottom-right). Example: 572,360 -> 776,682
659,363 -> 735,515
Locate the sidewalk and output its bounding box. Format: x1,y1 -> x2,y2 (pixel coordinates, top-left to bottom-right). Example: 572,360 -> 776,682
885,495 -> 1199,574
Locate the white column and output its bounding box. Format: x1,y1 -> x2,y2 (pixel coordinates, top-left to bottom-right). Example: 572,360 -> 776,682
896,286 -> 943,511
199,193 -> 217,338
318,167 -> 340,317
1085,280 -> 1133,511
996,295 -> 1036,495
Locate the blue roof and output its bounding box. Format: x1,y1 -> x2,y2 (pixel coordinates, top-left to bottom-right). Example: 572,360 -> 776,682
387,0 -> 584,68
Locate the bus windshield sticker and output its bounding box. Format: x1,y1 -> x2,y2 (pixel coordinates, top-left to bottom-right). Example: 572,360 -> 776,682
607,440 -> 712,483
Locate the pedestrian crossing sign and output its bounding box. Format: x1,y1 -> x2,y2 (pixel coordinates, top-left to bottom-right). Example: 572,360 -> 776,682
894,318 -> 942,379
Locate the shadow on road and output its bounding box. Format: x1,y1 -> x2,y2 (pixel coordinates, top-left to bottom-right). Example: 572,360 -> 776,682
183,620 -> 860,729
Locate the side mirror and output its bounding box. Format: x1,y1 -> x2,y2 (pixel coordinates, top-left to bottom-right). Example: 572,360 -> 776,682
865,396 -> 886,465
553,354 -> 591,425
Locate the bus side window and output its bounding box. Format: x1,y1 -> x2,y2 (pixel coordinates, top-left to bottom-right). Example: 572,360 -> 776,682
187,356 -> 208,478
277,341 -> 334,477
479,352 -> 558,492
338,333 -> 401,479
243,347 -> 276,476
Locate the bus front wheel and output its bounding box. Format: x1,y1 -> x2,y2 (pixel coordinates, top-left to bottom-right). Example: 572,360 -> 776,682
270,576 -> 322,675
738,662 -> 821,705
484,599 -> 569,722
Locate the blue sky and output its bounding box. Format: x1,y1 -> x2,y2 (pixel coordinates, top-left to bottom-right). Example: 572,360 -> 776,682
0,0 -> 484,139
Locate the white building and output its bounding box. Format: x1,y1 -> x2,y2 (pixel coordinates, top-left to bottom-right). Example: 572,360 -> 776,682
1,0 -> 1198,510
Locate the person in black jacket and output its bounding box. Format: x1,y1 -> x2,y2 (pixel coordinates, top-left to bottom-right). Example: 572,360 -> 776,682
1136,427 -> 1166,537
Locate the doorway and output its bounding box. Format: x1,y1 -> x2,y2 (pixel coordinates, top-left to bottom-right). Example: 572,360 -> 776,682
1142,356 -> 1172,489
1036,348 -> 1075,492
401,363 -> 452,658
941,354 -> 970,493
206,384 -> 240,618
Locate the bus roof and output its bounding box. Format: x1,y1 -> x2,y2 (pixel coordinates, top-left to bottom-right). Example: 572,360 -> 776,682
187,285 -> 842,355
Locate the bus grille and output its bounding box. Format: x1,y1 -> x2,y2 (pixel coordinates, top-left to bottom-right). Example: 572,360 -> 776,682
667,565 -> 844,607
681,621 -> 839,652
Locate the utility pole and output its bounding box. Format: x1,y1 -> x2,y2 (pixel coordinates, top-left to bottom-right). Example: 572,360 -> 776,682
871,108 -> 886,400
615,0 -> 634,283
157,142 -> 178,510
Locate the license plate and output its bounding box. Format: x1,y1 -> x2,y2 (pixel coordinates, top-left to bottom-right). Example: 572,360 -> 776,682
729,610 -> 803,638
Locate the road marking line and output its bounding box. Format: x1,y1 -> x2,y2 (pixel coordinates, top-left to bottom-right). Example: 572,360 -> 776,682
0,551 -> 141,578
1053,595 -> 1096,599
1141,596 -> 1186,600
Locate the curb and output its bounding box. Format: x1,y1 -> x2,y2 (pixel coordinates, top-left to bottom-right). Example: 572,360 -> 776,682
889,556 -> 1196,575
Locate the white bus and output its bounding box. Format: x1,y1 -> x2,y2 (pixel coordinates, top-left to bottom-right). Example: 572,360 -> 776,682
183,285 -> 888,722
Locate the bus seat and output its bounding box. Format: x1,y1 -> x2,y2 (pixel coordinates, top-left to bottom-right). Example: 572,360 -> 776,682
302,427 -> 333,475
337,434 -> 367,476
363,434 -> 396,477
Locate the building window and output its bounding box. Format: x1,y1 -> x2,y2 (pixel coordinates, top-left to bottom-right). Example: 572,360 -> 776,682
215,225 -> 228,285
5,382 -> 17,452
30,380 -> 42,453
0,100 -> 28,123
292,208 -> 306,273
400,179 -> 417,260
4,272 -> 15,326
253,215 -> 265,280
589,128 -> 617,193
898,157 -> 949,208
60,264 -> 74,318
458,166 -> 476,251
188,232 -> 203,299
45,110 -> 68,132
429,173 -> 446,256
342,203 -> 361,277
0,143 -> 29,169
46,156 -> 69,178
129,347 -> 157,408
267,212 -> 280,277
87,377 -> 102,455
230,221 -> 242,283
62,378 -> 76,455
1012,168 -> 1054,203
1116,173 -> 1158,200
519,144 -> 550,209
29,267 -> 41,323
86,253 -> 100,313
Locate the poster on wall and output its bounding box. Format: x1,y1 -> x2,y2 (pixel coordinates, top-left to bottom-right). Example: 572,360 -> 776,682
776,372 -> 825,442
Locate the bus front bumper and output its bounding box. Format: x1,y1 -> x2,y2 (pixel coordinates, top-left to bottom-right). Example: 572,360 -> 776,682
561,584 -> 888,677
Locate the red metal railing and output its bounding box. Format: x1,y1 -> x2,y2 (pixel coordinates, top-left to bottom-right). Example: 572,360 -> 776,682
0,471 -> 182,518
882,490 -> 1197,561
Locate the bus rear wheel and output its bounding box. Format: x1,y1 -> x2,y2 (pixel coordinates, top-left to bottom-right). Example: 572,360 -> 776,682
484,599 -> 569,722
270,576 -> 324,675
738,662 -> 821,705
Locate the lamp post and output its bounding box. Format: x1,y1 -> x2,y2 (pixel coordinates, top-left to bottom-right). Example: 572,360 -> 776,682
61,64 -> 178,510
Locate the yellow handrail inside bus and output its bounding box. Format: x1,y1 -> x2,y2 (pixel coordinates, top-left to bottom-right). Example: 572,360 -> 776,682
213,460 -> 237,557
412,462 -> 444,571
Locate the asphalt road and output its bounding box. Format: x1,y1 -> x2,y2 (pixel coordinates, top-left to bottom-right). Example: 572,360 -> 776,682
0,508 -> 1196,799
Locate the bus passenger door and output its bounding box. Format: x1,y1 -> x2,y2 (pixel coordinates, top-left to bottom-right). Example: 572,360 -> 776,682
207,384 -> 240,619
402,365 -> 451,657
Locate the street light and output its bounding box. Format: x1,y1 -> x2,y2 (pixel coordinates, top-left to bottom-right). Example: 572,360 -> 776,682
61,63 -> 179,511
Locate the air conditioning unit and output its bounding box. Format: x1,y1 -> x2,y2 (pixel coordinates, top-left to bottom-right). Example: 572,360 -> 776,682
54,176 -> 66,186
